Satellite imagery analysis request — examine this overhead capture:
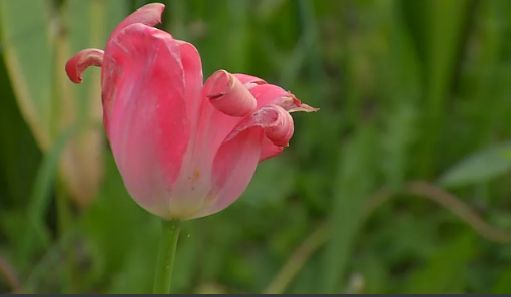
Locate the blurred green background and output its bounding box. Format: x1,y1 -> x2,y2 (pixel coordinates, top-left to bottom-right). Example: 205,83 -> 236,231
1,0 -> 511,293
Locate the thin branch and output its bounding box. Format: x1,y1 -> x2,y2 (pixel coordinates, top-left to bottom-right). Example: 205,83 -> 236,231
264,222 -> 329,294
365,181 -> 511,243
363,186 -> 394,216
406,181 -> 511,243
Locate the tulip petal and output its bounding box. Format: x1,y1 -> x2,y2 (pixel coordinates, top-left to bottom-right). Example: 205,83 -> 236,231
233,73 -> 266,89
200,104 -> 294,216
226,104 -> 294,146
248,83 -> 319,112
198,128 -> 263,218
260,136 -> 285,161
203,70 -> 257,117
103,23 -> 190,217
242,83 -> 318,160
65,48 -> 104,83
176,41 -> 203,126
110,3 -> 165,41
65,2 -> 318,220
190,71 -> 260,170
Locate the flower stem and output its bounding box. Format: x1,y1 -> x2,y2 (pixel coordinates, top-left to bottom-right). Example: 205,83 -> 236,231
153,219 -> 181,293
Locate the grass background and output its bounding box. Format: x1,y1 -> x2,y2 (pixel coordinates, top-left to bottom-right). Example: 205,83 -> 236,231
1,0 -> 511,293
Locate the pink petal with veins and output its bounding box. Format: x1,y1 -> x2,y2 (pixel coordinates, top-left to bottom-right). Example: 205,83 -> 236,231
65,3 -> 317,220
200,104 -> 294,217
203,70 -> 257,117
233,73 -> 266,88
102,23 -> 191,217
109,3 -> 165,41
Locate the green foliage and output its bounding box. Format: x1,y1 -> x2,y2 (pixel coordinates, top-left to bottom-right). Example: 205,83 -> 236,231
404,232 -> 477,293
322,127 -> 378,292
1,0 -> 511,293
439,142 -> 511,188
0,0 -> 54,144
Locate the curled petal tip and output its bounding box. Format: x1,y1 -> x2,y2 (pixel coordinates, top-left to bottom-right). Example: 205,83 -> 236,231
204,70 -> 230,99
261,106 -> 294,146
110,3 -> 165,39
203,70 -> 257,117
289,102 -> 320,113
134,3 -> 165,25
280,94 -> 319,113
142,3 -> 165,10
226,104 -> 294,147
65,48 -> 104,83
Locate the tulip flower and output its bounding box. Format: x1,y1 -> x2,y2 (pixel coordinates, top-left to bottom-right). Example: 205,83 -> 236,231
65,2 -> 317,293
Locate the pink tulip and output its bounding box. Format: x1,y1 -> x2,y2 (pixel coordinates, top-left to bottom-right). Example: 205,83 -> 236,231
65,3 -> 317,220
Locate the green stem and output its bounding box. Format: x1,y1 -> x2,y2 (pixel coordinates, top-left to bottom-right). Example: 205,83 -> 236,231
153,219 -> 181,294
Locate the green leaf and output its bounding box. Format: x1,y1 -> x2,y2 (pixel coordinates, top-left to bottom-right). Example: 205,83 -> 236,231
401,0 -> 473,177
0,50 -> 40,209
0,0 -> 54,148
439,142 -> 511,188
1,0 -> 127,209
321,127 -> 378,293
0,0 -> 127,272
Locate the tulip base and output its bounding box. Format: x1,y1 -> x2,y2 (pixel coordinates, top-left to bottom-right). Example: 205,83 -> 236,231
152,219 -> 181,294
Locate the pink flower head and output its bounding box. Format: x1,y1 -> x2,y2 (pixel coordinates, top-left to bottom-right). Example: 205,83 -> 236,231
65,3 -> 317,220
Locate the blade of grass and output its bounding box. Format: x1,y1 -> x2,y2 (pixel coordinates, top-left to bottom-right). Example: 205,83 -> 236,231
401,0 -> 473,177
321,126 -> 377,293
